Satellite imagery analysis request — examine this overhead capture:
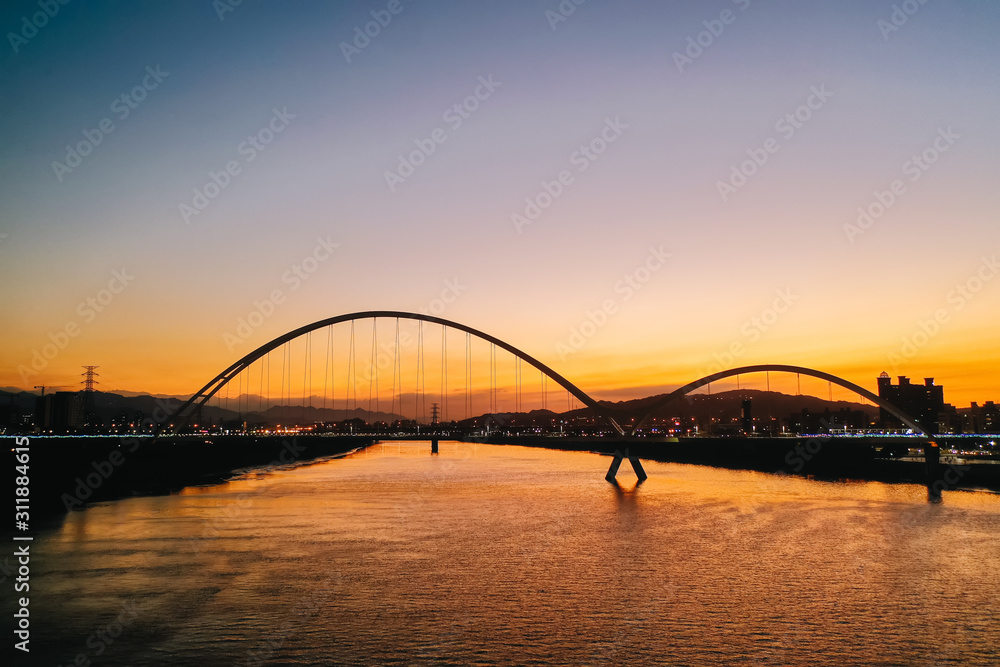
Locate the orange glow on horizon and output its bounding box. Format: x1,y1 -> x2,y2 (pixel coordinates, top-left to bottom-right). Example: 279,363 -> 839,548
5,320 -> 998,409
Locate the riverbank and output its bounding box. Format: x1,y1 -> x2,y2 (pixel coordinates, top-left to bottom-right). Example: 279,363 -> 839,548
2,435 -> 375,520
479,435 -> 1000,492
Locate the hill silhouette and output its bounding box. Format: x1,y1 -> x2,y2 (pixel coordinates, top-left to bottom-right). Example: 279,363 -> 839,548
1,387 -> 877,428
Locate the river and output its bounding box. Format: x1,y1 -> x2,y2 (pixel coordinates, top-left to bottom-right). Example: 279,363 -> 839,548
14,442 -> 1000,665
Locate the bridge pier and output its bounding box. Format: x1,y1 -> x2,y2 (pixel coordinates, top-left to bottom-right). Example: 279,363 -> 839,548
605,449 -> 647,484
925,441 -> 942,503
431,438 -> 439,454
605,454 -> 623,482
630,454 -> 647,482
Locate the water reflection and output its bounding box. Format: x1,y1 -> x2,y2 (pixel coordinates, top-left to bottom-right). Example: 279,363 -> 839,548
16,442 -> 1000,666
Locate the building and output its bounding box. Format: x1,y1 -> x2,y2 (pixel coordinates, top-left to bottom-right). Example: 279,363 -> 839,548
960,401 -> 1000,434
35,391 -> 85,433
789,407 -> 870,434
0,397 -> 23,432
876,373 -> 944,432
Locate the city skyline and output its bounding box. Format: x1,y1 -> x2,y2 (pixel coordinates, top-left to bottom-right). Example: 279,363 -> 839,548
3,1 -> 999,404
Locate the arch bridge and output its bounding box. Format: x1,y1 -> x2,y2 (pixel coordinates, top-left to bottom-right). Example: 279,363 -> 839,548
167,310 -> 629,434
166,311 -> 935,484
631,364 -> 930,437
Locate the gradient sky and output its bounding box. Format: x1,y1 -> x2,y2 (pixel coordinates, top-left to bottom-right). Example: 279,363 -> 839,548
2,0 -> 999,405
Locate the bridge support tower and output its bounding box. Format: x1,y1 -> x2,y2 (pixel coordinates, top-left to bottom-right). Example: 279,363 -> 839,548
606,449 -> 647,484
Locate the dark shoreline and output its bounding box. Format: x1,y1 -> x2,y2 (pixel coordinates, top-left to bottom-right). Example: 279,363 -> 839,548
5,434 -> 999,525
486,435 -> 1000,493
3,435 -> 375,522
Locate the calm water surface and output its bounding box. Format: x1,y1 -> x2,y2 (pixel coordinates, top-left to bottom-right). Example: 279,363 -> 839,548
20,442 -> 1000,665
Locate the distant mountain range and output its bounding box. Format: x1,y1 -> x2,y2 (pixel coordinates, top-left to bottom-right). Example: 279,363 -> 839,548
0,387 -> 192,400
0,389 -> 408,425
587,387 -> 879,420
0,386 -> 878,427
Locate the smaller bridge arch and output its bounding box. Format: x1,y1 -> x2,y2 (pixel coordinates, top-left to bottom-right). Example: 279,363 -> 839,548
631,364 -> 932,437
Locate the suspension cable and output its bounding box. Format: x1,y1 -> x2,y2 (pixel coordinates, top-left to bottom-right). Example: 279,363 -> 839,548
490,343 -> 496,413
541,371 -> 546,411
280,343 -> 287,427
417,321 -> 424,422
303,331 -> 310,425
347,321 -> 356,414
323,325 -> 331,413
465,332 -> 471,420
368,320 -> 377,418
391,318 -> 399,420
441,325 -> 447,423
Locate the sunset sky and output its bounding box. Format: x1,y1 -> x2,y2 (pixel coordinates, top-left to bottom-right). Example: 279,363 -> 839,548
2,0 -> 999,406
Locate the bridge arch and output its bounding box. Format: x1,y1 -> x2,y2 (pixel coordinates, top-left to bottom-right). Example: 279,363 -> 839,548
632,364 -> 932,437
166,310 -> 618,431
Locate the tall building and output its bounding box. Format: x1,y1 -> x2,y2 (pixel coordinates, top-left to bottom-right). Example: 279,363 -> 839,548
962,401 -> 1000,434
876,373 -> 944,432
35,391 -> 85,433
0,395 -> 23,431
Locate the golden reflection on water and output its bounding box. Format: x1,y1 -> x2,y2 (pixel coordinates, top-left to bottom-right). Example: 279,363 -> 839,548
25,442 -> 1000,665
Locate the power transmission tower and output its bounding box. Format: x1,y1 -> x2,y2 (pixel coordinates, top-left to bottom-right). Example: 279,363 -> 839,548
81,366 -> 100,392
430,402 -> 440,425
